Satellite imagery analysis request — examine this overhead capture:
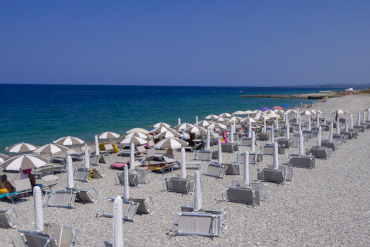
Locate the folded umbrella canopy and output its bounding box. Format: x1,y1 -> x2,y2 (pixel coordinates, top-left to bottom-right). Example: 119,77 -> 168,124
5,143 -> 39,153
98,131 -> 120,139
154,131 -> 182,139
0,154 -> 48,171
53,136 -> 85,146
150,122 -> 171,128
154,138 -> 189,149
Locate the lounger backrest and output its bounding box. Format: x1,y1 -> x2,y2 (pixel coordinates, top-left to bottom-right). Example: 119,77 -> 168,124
15,178 -> 31,192
195,151 -> 211,161
60,226 -> 73,247
148,140 -> 155,147
0,210 -> 12,228
262,145 -> 274,155
136,146 -> 146,153
175,212 -> 221,237
163,156 -> 176,164
104,198 -> 138,221
166,178 -> 190,194
263,169 -> 285,183
239,138 -> 251,146
224,163 -> 239,175
237,153 -> 256,164
76,189 -> 97,203
146,148 -> 155,158
205,164 -> 226,178
49,224 -> 63,246
47,191 -> 75,208
104,144 -> 114,151
226,187 -> 259,205
22,231 -> 58,247
74,168 -> 89,181
136,170 -> 151,184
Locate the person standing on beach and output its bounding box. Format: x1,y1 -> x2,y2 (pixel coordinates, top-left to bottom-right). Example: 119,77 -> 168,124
20,169 -> 36,186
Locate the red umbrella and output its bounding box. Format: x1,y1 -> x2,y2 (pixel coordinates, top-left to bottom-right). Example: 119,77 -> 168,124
272,106 -> 284,110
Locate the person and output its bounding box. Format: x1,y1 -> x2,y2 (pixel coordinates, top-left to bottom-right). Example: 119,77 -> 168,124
335,113 -> 339,121
21,169 -> 36,187
0,174 -> 15,193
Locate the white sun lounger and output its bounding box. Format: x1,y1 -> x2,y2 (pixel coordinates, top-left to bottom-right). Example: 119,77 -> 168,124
221,186 -> 260,207
96,197 -> 139,222
173,212 -> 222,237
129,195 -> 155,215
44,190 -> 77,209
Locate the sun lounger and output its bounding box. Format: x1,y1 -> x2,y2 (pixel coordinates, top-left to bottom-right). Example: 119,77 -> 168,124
136,145 -> 147,156
221,186 -> 260,207
4,178 -> 33,204
256,132 -> 269,141
321,140 -> 339,151
204,163 -> 227,179
73,168 -> 90,182
332,134 -> 347,145
222,163 -> 240,175
44,190 -> 76,209
236,152 -> 261,165
307,147 -> 332,159
230,181 -> 268,200
193,150 -> 212,161
146,148 -> 164,161
136,168 -> 153,184
0,206 -> 19,228
173,212 -> 222,237
42,175 -> 59,190
116,172 -> 140,187
163,177 -> 193,195
277,138 -> 292,149
97,197 -> 139,221
221,143 -> 238,153
33,165 -> 55,179
266,165 -> 294,182
183,143 -> 202,152
340,130 -> 358,140
288,155 -> 315,169
239,137 -> 252,146
129,195 -> 155,215
43,223 -> 78,247
73,187 -> 99,204
12,230 -> 58,247
257,168 -> 286,184
261,144 -> 274,155
180,206 -> 227,229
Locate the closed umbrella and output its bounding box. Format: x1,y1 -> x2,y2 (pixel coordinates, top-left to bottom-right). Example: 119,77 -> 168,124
84,144 -> 89,169
5,143 -> 38,153
154,139 -> 189,149
98,131 -> 120,140
308,117 -> 311,131
230,125 -> 234,143
120,136 -> 148,146
345,117 -> 349,132
95,135 -> 100,156
113,196 -> 123,247
286,122 -> 290,139
181,148 -> 186,179
329,123 -> 333,142
123,164 -> 129,200
218,141 -> 222,164
317,127 -> 322,147
272,142 -> 279,169
298,117 -> 302,133
178,118 -> 181,126
154,131 -> 182,139
251,131 -> 256,153
194,171 -> 202,211
336,117 -> 340,134
0,154 -> 47,170
350,114 -> 354,129
34,186 -> 43,232
271,124 -> 274,143
150,122 -> 171,128
316,114 -> 320,128
299,131 -> 304,156
206,130 -> 210,150
196,116 -> 198,124
323,114 -> 327,125
243,151 -> 249,185
357,112 -> 361,125
53,136 -> 84,146
66,156 -> 74,189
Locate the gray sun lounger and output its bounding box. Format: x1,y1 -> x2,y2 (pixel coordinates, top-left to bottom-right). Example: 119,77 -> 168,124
204,163 -> 227,179
221,163 -> 240,175
136,168 -> 153,184
44,190 -> 77,209
0,206 -> 19,228
73,168 -> 90,182
163,177 -> 193,195
277,138 -> 292,149
129,194 -> 155,215
116,172 -> 140,187
42,175 -> 59,190
173,212 -> 222,237
257,168 -> 286,184
307,147 -> 332,159
97,197 -> 139,222
43,223 -> 78,247
12,230 -> 58,247
6,178 -> 33,204
33,165 -> 55,179
193,150 -> 212,161
180,206 -> 227,229
321,140 -> 339,151
261,144 -> 274,155
221,186 -> 260,207
66,186 -> 99,204
239,138 -> 252,147
236,152 -> 259,165
288,155 -> 315,169
231,180 -> 268,200
256,132 -> 269,141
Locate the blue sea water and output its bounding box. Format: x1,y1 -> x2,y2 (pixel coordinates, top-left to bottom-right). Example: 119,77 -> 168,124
0,84 -> 341,152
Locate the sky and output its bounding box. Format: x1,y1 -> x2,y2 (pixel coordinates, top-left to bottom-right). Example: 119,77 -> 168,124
0,1 -> 369,87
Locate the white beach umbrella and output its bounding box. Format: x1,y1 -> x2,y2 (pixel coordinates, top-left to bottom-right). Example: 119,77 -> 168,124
207,123 -> 227,130
150,126 -> 176,134
230,125 -> 234,143
286,109 -> 297,114
196,116 -> 198,124
34,186 -> 43,232
229,116 -> 242,124
0,154 -> 47,171
240,117 -> 256,124
181,148 -> 186,179
154,131 -> 182,139
183,126 -> 207,134
196,120 -> 212,128
154,139 -> 189,149
299,131 -> 304,156
95,135 -> 100,156
251,131 -> 256,153
123,164 -> 129,200
350,114 -> 354,129
130,143 -> 135,170
274,109 -> 285,114
178,118 -> 181,126
53,136 -> 84,146
126,128 -> 150,134
204,114 -> 219,120
194,171 -> 202,211
244,110 -> 254,115
206,130 -> 210,150
219,113 -> 232,118
357,112 -> 361,125
5,143 -> 38,153
266,112 -> 279,119
113,196 -> 123,247
150,122 -> 171,128
84,144 -> 89,169
98,131 -> 120,139
216,117 -> 228,123
345,117 -> 349,132
300,110 -> 311,116
317,127 -> 322,147
243,151 -> 249,185
336,116 -> 340,134
121,136 -> 148,145
298,117 -> 302,133
66,156 -> 74,189
33,144 -> 68,155
272,142 -> 279,169
233,110 -> 246,115
174,123 -> 195,131
217,141 -> 222,164
329,123 -> 333,142
0,153 -> 9,163
330,109 -> 349,115
124,132 -> 147,139
316,114 -> 320,128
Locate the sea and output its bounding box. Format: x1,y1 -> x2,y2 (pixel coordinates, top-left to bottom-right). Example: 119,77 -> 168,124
0,84 -> 342,152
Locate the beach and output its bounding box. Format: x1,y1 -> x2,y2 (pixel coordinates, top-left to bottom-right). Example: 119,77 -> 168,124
1,94 -> 370,246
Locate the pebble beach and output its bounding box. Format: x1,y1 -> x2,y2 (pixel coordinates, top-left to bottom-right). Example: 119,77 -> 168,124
1,94 -> 370,246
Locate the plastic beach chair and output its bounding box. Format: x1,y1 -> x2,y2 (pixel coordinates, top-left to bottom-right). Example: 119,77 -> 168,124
5,178 -> 33,204
129,194 -> 155,215
204,163 -> 227,179
44,190 -> 77,209
0,206 -> 19,228
43,223 -> 78,247
97,197 -> 139,222
221,186 -> 260,207
73,168 -> 90,182
173,212 -> 222,237
163,177 -> 193,195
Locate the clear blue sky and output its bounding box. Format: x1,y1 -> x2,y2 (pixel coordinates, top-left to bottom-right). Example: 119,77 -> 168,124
1,1 -> 369,86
